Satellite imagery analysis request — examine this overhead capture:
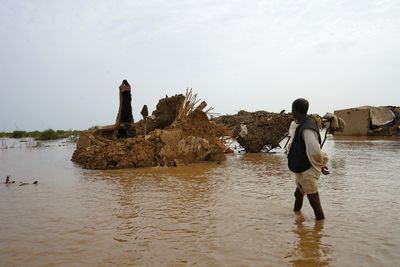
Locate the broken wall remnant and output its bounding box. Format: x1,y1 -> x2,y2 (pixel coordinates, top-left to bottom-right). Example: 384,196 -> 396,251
334,106 -> 400,136
213,110 -> 292,153
358,106 -> 396,127
333,109 -> 370,136
72,89 -> 232,170
152,94 -> 185,128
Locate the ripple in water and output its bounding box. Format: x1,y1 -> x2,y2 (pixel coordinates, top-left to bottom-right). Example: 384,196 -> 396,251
0,138 -> 399,266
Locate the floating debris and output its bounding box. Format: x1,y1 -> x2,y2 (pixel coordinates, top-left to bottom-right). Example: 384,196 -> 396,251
4,175 -> 15,184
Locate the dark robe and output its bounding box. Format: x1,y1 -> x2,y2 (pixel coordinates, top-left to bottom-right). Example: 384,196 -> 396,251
117,90 -> 134,138
120,90 -> 133,123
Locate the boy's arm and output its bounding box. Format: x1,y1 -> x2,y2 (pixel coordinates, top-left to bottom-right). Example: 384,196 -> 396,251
303,129 -> 328,172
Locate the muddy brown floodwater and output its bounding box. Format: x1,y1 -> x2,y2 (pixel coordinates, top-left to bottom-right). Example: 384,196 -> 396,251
1,137 -> 399,266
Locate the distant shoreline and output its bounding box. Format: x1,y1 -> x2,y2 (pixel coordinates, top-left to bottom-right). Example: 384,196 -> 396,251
0,129 -> 81,141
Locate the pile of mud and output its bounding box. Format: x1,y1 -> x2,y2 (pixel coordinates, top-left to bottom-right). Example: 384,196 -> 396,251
72,92 -> 231,169
213,111 -> 292,153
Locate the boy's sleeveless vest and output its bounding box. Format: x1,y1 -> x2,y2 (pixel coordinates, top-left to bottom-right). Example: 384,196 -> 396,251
288,117 -> 321,173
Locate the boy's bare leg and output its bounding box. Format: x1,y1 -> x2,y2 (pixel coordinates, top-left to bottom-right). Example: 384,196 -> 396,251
307,192 -> 325,220
293,187 -> 304,212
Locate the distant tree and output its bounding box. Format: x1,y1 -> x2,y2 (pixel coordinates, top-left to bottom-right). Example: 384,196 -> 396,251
36,129 -> 58,140
29,131 -> 41,139
11,131 -> 27,138
5,129 -> 81,140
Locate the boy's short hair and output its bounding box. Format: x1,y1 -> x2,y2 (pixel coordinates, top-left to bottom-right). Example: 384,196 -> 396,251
292,98 -> 309,115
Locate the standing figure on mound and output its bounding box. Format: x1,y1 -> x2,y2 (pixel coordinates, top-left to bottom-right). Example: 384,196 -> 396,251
287,98 -> 329,220
115,80 -> 136,138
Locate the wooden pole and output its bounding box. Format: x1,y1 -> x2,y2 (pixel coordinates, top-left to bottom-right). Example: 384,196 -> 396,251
141,105 -> 149,136
321,127 -> 329,148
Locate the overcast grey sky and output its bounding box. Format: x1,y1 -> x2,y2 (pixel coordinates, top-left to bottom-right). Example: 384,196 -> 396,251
0,0 -> 399,131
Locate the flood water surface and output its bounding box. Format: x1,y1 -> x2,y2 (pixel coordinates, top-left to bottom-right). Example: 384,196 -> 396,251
1,138 -> 399,266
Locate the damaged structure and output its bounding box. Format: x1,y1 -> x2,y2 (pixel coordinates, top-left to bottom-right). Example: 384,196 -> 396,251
213,111 -> 292,153
334,106 -> 400,136
72,81 -> 305,169
72,87 -> 232,169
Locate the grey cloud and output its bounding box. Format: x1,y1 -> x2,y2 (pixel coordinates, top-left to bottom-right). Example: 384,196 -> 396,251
0,0 -> 399,131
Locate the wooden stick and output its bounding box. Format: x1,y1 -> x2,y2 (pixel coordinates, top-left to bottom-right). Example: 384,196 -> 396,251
265,133 -> 289,153
283,136 -> 291,150
321,127 -> 329,148
144,118 -> 147,136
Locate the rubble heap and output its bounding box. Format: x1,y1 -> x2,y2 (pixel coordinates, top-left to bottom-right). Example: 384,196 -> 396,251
369,106 -> 400,136
213,111 -> 292,153
334,106 -> 400,136
72,90 -> 232,169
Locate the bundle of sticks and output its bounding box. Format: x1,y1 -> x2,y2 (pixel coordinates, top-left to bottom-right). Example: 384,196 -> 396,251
174,88 -> 214,123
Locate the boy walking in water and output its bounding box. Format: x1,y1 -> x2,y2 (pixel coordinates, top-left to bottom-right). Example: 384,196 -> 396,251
287,98 -> 328,220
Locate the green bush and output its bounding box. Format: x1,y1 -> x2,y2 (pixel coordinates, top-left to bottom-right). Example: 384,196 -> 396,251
36,129 -> 59,140
1,129 -> 82,140
11,131 -> 27,138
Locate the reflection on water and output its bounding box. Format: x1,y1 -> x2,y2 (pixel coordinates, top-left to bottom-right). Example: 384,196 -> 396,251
0,138 -> 400,266
288,214 -> 331,267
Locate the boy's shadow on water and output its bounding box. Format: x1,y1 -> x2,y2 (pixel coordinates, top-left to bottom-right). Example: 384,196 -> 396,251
287,214 -> 332,267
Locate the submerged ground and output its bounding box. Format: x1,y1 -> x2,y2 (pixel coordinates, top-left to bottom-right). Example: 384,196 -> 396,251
0,137 -> 399,266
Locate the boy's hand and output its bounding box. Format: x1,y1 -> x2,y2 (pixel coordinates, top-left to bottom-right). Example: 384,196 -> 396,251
322,166 -> 330,175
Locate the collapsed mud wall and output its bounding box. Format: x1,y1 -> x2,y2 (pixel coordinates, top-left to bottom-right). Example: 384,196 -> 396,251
72,93 -> 231,169
369,106 -> 400,136
71,84 -> 297,169
213,111 -> 292,153
133,94 -> 185,135
334,106 -> 400,136
153,95 -> 185,128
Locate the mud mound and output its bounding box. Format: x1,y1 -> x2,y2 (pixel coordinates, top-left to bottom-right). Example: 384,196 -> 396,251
72,91 -> 231,170
153,94 -> 185,128
133,94 -> 184,135
214,110 -> 292,152
72,126 -> 228,170
72,137 -> 156,169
